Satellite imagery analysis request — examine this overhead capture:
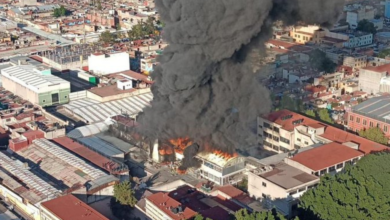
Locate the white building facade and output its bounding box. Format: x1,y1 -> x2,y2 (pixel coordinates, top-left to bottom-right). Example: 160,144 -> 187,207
88,52 -> 130,75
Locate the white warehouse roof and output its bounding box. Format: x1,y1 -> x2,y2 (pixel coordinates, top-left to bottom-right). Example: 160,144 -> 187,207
1,65 -> 70,93
67,121 -> 114,139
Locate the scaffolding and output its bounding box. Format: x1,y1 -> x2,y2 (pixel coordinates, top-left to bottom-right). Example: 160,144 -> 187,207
33,139 -> 106,180
0,152 -> 59,201
42,44 -> 98,65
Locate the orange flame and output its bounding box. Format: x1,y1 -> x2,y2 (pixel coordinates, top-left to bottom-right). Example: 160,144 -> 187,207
158,145 -> 174,155
169,138 -> 193,154
177,168 -> 187,174
212,149 -> 238,160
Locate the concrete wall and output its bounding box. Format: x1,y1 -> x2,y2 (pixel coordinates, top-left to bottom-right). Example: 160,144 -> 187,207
89,53 -> 130,75
38,88 -> 70,107
1,76 -> 39,104
359,69 -> 386,94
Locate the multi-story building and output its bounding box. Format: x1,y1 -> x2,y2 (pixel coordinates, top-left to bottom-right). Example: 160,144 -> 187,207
248,162 -> 319,217
40,194 -> 109,220
1,65 -> 70,107
258,109 -> 388,154
248,142 -> 363,218
358,63 -> 390,94
343,54 -> 367,69
196,153 -> 245,186
346,6 -> 375,29
343,32 -> 373,48
347,95 -> 390,136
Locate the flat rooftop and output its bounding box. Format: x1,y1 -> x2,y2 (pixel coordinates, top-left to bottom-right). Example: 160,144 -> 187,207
290,142 -> 364,171
260,162 -> 319,190
88,85 -> 137,97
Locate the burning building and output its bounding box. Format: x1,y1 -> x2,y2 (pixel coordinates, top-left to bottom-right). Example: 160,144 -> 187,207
196,151 -> 245,186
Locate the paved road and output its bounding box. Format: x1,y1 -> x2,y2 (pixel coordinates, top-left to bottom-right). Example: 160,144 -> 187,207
0,45 -> 52,59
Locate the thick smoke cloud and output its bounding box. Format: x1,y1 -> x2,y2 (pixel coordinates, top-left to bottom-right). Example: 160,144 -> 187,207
138,0 -> 343,155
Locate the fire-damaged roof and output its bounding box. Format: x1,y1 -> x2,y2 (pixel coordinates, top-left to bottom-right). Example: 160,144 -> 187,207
196,152 -> 241,167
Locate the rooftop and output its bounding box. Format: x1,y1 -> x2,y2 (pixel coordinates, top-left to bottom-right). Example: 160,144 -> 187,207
0,151 -> 59,204
362,63 -> 390,73
352,95 -> 390,123
63,91 -> 153,123
16,139 -> 107,190
146,192 -> 197,220
260,162 -> 319,189
52,137 -> 127,174
290,142 -> 364,171
1,65 -> 70,93
88,85 -> 137,97
108,70 -> 153,84
41,194 -> 108,220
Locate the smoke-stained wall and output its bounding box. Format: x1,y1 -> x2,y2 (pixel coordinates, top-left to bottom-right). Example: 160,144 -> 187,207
139,0 -> 344,155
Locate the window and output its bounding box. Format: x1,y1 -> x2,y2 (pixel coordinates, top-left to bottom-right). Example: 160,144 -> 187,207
304,141 -> 309,145
262,182 -> 267,187
385,126 -> 388,133
356,117 -> 360,123
336,163 -> 343,169
64,95 -> 68,98
297,138 -> 301,142
329,166 -> 336,172
369,121 -> 373,127
259,125 -> 263,129
289,191 -> 297,196
280,137 -> 290,144
42,100 -> 46,103
273,136 -> 279,142
280,146 -> 289,153
320,169 -> 327,175
377,123 -> 381,128
349,115 -> 354,121
262,193 -> 266,198
258,134 -> 262,138
363,119 -> 367,125
263,122 -> 270,128
273,127 -> 279,133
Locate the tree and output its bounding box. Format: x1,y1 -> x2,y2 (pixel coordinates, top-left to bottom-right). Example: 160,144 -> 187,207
234,209 -> 287,220
317,108 -> 333,124
53,5 -> 67,17
236,177 -> 248,192
309,49 -> 337,73
358,127 -> 388,145
378,49 -> 390,58
280,94 -> 295,111
113,181 -> 137,206
356,19 -> 377,35
304,109 -> 316,118
99,31 -> 114,44
299,152 -> 390,220
97,0 -> 102,10
193,214 -> 212,220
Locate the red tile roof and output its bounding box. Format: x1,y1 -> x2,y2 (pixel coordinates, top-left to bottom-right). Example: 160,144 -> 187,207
290,142 -> 364,171
146,192 -> 197,220
262,110 -> 388,154
41,194 -> 108,220
216,185 -> 244,199
362,63 -> 390,73
108,70 -> 153,84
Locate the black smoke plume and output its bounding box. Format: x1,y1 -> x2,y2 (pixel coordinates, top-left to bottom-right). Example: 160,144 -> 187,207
179,144 -> 201,170
138,0 -> 343,157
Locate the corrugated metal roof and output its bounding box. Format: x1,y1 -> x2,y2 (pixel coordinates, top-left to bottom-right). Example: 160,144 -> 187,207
67,121 -> 113,139
1,65 -> 70,93
78,136 -> 124,158
64,92 -> 153,123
